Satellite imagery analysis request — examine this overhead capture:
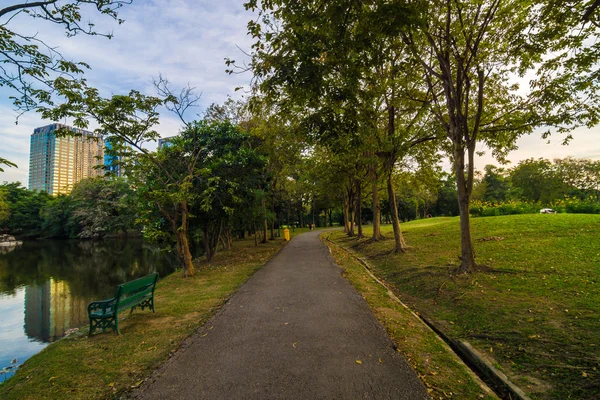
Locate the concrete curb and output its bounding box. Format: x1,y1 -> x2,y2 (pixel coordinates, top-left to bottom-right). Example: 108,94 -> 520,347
323,233 -> 532,400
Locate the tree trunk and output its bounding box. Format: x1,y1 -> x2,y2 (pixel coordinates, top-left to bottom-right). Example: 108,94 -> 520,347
328,209 -> 333,227
387,172 -> 407,253
343,195 -> 349,234
254,223 -> 258,246
203,224 -> 213,262
277,212 -> 281,237
356,180 -> 363,239
350,206 -> 355,236
261,198 -> 268,244
176,229 -> 195,276
223,226 -> 231,250
270,198 -> 275,240
454,143 -> 477,273
371,166 -> 382,241
178,202 -> 195,276
347,187 -> 355,237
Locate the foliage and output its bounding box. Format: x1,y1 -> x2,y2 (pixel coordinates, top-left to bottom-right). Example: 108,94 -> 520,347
134,120 -> 267,264
471,197 -> 600,217
0,158 -> 17,172
509,158 -> 567,203
0,188 -> 9,224
0,182 -> 51,237
69,177 -> 137,239
0,0 -> 131,115
40,194 -> 78,239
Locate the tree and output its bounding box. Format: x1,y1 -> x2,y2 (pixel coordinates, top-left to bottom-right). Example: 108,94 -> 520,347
481,165 -> 510,203
69,177 -> 137,239
0,188 -> 9,224
554,157 -> 600,199
42,77 -> 201,276
0,182 -> 51,237
402,0 -> 599,273
40,194 -> 78,238
433,173 -> 460,217
510,158 -> 566,203
242,0 -> 445,251
0,1 -> 131,117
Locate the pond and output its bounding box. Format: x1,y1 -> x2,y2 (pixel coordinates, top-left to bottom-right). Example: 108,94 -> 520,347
0,239 -> 179,383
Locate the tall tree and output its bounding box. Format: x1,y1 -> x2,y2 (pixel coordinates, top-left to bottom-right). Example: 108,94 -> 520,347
42,77 -> 204,276
403,0 -> 599,272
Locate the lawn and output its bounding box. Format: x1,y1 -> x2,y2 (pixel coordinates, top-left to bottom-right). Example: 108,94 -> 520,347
329,214 -> 600,400
0,236 -> 286,400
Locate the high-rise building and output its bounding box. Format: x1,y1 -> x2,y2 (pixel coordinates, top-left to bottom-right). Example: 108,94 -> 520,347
104,138 -> 126,178
28,124 -> 105,195
158,136 -> 177,149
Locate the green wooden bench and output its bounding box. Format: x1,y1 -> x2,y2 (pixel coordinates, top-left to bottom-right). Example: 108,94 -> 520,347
87,273 -> 159,335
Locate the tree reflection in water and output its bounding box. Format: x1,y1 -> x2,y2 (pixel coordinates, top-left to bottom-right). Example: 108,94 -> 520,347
0,239 -> 178,368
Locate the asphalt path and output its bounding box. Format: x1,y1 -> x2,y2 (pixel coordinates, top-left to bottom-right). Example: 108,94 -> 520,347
132,230 -> 429,399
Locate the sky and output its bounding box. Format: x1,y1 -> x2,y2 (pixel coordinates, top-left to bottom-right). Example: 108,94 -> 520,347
1,0 -> 600,186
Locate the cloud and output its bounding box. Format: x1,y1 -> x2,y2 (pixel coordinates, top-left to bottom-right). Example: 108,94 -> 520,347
0,0 -> 257,185
1,0 -> 600,186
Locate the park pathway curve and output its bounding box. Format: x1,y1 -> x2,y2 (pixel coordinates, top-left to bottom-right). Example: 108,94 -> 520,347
132,231 -> 429,400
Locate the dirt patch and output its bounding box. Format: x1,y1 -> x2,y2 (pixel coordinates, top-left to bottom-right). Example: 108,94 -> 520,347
478,236 -> 505,242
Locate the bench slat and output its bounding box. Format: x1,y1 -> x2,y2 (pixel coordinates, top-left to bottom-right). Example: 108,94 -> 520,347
88,273 -> 158,335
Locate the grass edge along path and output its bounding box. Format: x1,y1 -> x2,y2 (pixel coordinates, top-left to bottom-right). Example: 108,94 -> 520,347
0,237 -> 287,400
328,215 -> 600,400
321,233 -> 497,400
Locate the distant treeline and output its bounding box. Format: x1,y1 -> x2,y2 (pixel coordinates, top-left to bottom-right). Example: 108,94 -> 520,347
0,178 -> 138,239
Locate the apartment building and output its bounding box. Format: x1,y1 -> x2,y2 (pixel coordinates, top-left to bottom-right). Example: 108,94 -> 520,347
28,124 -> 105,195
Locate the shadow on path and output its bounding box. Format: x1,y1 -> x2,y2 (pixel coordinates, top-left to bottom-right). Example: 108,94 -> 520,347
132,231 -> 429,399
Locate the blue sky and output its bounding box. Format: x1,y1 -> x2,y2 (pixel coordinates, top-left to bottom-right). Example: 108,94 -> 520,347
1,0 -> 600,186
0,0 -> 256,185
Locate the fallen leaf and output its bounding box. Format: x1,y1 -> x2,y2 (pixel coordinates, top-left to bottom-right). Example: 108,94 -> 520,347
378,358 -> 383,364
48,376 -> 56,382
582,371 -> 588,378
108,382 -> 115,387
292,342 -> 298,348
356,360 -> 363,365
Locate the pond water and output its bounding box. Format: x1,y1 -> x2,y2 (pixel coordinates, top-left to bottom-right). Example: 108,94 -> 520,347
0,239 -> 178,383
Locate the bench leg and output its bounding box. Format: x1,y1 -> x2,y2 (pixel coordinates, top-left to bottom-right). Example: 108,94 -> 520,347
115,316 -> 121,335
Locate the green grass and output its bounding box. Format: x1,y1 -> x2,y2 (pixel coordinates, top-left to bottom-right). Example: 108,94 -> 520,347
329,214 -> 600,400
322,234 -> 497,400
0,236 -> 287,400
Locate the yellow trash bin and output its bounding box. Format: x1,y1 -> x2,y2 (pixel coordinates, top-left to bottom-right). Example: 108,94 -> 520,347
283,228 -> 290,241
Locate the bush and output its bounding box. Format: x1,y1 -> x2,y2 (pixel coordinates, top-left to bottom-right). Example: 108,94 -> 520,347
470,197 -> 600,217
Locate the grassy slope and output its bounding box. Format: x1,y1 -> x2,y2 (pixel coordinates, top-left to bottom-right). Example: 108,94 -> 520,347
323,235 -> 497,400
0,238 -> 286,400
330,214 -> 600,400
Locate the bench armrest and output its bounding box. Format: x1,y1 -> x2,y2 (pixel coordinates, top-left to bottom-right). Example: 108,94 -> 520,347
88,297 -> 117,315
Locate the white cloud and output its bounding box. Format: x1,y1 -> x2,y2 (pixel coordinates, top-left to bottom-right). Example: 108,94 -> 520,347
1,1 -> 599,186
0,0 -> 257,185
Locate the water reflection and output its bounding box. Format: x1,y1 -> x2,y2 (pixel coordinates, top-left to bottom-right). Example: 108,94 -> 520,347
0,239 -> 178,383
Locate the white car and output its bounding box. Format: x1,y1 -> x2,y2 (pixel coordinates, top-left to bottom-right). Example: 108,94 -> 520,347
540,208 -> 557,214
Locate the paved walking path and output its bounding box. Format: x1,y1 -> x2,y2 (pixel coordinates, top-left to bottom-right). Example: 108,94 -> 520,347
133,231 -> 428,399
